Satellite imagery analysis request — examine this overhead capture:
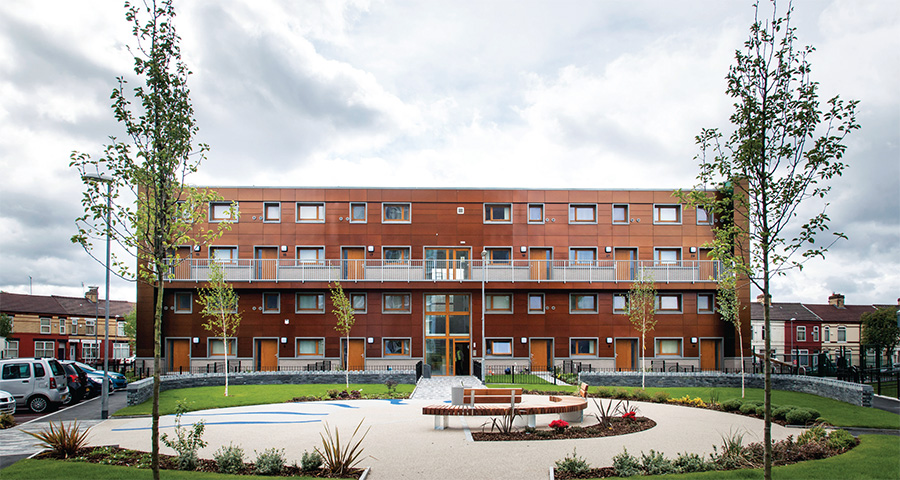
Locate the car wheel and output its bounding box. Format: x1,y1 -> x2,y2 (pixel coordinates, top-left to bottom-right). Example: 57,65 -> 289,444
29,395 -> 50,413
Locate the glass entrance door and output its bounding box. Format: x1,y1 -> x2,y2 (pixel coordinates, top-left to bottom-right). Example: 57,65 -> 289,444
425,248 -> 470,280
424,293 -> 470,375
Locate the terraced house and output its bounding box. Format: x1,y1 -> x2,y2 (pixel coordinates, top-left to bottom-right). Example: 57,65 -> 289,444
135,187 -> 750,375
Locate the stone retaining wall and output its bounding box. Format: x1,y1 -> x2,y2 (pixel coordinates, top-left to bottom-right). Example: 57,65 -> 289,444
126,371 -> 417,406
579,372 -> 874,407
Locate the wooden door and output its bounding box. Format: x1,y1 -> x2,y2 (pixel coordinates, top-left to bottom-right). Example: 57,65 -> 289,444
170,339 -> 190,373
698,248 -> 717,280
700,339 -> 720,371
529,249 -> 551,280
530,339 -> 550,371
615,248 -> 637,281
174,246 -> 192,280
345,339 -> 365,371
256,339 -> 278,371
615,339 -> 635,371
255,247 -> 277,280
343,248 -> 365,280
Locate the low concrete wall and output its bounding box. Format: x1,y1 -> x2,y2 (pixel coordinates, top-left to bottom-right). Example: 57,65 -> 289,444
579,372 -> 874,407
126,371 -> 417,406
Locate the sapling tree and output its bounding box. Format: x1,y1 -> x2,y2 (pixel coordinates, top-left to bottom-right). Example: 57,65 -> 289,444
330,282 -> 356,391
197,261 -> 242,396
717,260 -> 745,398
861,307 -> 900,368
626,270 -> 657,389
678,2 -> 859,477
69,1 -> 229,478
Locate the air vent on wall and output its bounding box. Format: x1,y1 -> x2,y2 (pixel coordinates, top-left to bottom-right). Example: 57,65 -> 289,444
457,207 -> 465,214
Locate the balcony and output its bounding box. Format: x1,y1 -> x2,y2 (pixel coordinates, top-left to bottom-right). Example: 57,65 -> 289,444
165,259 -> 723,284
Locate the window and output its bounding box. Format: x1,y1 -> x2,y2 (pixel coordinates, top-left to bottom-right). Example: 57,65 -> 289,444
823,326 -> 830,342
113,343 -> 130,359
82,341 -> 98,360
262,292 -> 280,313
71,319 -> 78,335
528,293 -> 545,313
85,319 -> 96,336
383,247 -> 410,264
297,338 -> 324,356
209,338 -> 237,356
762,326 -> 766,340
486,294 -> 513,313
349,202 -> 367,223
812,326 -> 819,342
797,326 -> 807,342
656,338 -> 682,356
798,349 -> 809,367
697,293 -> 715,314
569,248 -> 597,265
528,204 -> 544,223
34,341 -> 54,358
484,203 -> 511,223
350,293 -> 367,313
297,247 -> 325,264
263,202 -> 281,222
697,206 -> 712,225
613,293 -> 628,313
175,292 -> 193,313
486,339 -> 512,356
570,339 -> 597,356
296,202 -> 325,222
59,319 -> 66,335
383,293 -> 411,313
40,317 -> 50,334
3,340 -> 19,359
210,246 -> 237,264
383,339 -> 410,356
656,294 -> 682,312
654,248 -> 681,265
568,204 -> 596,223
612,204 -> 629,224
485,248 -> 512,265
653,204 -> 682,224
570,294 -> 598,313
837,327 -> 846,342
295,293 -> 325,313
210,202 -> 238,222
383,203 -> 411,223
117,321 -> 125,337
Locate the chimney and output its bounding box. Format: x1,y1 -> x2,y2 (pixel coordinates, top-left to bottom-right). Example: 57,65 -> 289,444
828,293 -> 845,309
86,286 -> 99,303
756,294 -> 771,305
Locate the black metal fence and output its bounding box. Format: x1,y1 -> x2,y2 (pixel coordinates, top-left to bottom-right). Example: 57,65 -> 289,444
481,361 -> 594,385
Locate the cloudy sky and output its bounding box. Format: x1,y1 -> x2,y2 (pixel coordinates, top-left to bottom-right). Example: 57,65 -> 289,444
0,0 -> 897,306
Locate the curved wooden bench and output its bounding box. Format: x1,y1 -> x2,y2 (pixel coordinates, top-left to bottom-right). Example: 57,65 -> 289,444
423,389 -> 587,430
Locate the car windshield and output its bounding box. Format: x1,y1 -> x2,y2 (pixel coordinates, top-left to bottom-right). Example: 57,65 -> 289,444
75,361 -> 98,372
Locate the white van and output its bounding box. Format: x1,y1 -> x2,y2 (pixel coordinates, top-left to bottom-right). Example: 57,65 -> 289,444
0,358 -> 69,413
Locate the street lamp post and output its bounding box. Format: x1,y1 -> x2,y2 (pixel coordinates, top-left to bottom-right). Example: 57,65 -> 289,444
481,250 -> 487,382
789,317 -> 796,368
83,173 -> 112,420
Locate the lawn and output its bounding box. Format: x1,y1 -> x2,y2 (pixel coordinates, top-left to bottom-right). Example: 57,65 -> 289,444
0,459 -> 341,479
487,384 -> 900,429
115,383 -> 414,416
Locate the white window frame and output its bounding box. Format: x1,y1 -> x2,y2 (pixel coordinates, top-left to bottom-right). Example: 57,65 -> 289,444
823,326 -> 830,342
85,319 -> 96,336
568,204 -> 597,224
295,293 -> 325,313
527,293 -> 545,314
296,202 -> 326,223
484,203 -> 512,224
296,338 -> 325,357
653,204 -> 682,224
797,326 -> 806,342
812,326 -> 819,342
174,292 -> 193,313
40,317 -> 51,334
382,203 -> 411,223
262,292 -> 280,313
486,338 -> 513,356
527,203 -> 545,224
117,320 -> 126,337
113,342 -> 130,359
82,341 -> 99,360
349,202 -> 367,223
34,340 -> 54,358
612,204 -> 630,224
263,202 -> 281,223
58,319 -> 66,335
3,340 -> 19,358
837,326 -> 847,343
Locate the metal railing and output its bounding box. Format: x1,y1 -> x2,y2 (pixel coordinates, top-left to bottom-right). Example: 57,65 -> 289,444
129,362 -> 414,378
482,361 -> 594,385
165,258 -> 723,284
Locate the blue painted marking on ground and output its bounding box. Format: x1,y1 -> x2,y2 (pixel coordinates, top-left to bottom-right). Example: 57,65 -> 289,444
384,399 -> 407,405
112,419 -> 322,432
181,411 -> 327,417
325,402 -> 358,409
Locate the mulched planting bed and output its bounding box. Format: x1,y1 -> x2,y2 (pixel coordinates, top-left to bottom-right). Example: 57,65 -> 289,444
36,446 -> 364,478
472,417 -> 655,441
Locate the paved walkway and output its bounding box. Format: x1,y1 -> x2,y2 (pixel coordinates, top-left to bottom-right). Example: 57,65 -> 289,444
410,375 -> 484,400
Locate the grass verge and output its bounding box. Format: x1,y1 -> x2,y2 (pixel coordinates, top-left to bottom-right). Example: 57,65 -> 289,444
0,459 -> 337,479
115,383 -> 414,416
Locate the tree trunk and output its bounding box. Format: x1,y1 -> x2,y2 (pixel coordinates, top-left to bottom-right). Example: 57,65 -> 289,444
763,262 -> 772,480
152,277 -> 164,480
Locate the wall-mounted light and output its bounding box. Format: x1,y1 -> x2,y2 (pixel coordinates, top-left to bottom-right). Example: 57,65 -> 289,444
367,337 -> 374,344
193,245 -> 201,252
521,337 -> 527,344
550,305 -> 556,310
284,319 -> 290,325
192,337 -> 199,344
339,216 -> 344,221
690,247 -> 697,253
280,337 -> 287,344
605,247 -> 612,253
691,337 -> 698,344
606,337 -> 613,344
520,246 -> 527,253
281,245 -> 288,252
367,246 -> 374,253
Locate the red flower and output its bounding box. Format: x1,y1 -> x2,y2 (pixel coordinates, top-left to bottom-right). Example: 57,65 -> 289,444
622,411 -> 636,420
549,419 -> 569,429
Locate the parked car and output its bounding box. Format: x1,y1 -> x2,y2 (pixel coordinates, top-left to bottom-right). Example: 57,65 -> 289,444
62,361 -> 99,399
0,358 -> 69,413
71,361 -> 128,391
61,362 -> 90,404
0,389 -> 15,416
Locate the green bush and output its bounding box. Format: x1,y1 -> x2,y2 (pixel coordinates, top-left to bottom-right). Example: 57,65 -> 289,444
673,452 -> 711,473
300,450 -> 322,471
159,405 -> 206,471
786,408 -> 815,425
596,386 -> 615,398
0,413 -> 16,429
721,398 -> 743,411
555,448 -> 591,475
773,405 -> 796,420
213,443 -> 245,475
739,402 -> 760,414
797,425 -> 827,445
612,388 -> 630,399
826,429 -> 857,451
652,391 -> 670,403
754,405 -> 767,416
806,408 -> 821,420
612,448 -> 642,477
254,448 -> 286,476
641,450 -> 676,475
634,389 -> 652,402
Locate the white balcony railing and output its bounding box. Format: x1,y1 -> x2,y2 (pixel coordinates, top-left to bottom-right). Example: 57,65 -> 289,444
165,259 -> 723,284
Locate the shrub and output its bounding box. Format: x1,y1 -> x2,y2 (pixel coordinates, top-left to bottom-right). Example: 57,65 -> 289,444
721,398 -> 743,411
754,405 -> 766,416
213,443 -> 245,475
739,402 -> 759,414
827,429 -> 857,451
652,391 -> 670,403
0,413 -> 16,429
301,450 -> 323,471
673,452 -> 711,473
23,420 -> 91,458
797,440 -> 831,460
316,419 -> 370,476
254,448 -> 286,476
633,389 -> 652,402
596,386 -> 615,398
384,380 -> 398,395
612,388 -> 630,399
773,405 -> 795,420
612,448 -> 642,477
806,408 -> 821,421
555,448 -> 590,475
549,419 -> 569,434
797,425 -> 827,445
160,403 -> 207,471
641,450 -> 676,475
786,408 -> 815,425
